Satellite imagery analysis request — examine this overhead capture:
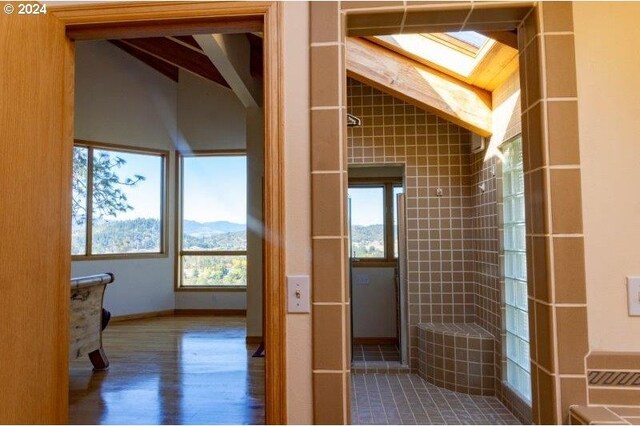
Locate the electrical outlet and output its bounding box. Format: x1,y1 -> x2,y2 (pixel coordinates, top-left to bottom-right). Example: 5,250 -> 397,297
627,276 -> 640,316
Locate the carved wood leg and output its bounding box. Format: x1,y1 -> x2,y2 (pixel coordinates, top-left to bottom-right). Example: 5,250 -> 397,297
89,347 -> 109,371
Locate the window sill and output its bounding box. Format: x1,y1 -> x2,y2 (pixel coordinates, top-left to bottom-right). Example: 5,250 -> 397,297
72,253 -> 168,261
351,259 -> 398,268
175,286 -> 247,292
502,381 -> 532,408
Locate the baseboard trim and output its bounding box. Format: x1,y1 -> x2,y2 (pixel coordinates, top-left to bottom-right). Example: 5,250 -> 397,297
246,336 -> 263,344
174,309 -> 247,316
111,309 -> 248,322
111,309 -> 175,322
353,337 -> 398,346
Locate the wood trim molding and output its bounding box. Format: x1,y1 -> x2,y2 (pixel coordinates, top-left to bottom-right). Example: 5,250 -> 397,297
174,309 -> 247,316
112,309 -> 248,323
246,335 -> 263,344
262,3 -> 287,422
352,260 -> 397,268
111,309 -> 175,322
51,2 -> 268,40
49,2 -> 286,424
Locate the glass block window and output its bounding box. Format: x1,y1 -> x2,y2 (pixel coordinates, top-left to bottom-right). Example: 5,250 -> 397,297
502,136 -> 531,402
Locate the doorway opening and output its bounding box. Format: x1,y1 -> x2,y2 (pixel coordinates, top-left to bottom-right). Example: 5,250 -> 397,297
68,30 -> 267,424
348,165 -> 407,373
345,26 -> 529,424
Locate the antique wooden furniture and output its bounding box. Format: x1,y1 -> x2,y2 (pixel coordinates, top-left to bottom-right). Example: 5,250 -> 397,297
70,273 -> 114,370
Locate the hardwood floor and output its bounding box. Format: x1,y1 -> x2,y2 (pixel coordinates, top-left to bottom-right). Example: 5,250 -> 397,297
69,315 -> 265,425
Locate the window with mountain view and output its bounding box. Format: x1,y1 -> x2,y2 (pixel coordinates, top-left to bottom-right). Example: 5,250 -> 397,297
71,143 -> 165,257
349,182 -> 404,261
349,186 -> 385,258
179,154 -> 247,288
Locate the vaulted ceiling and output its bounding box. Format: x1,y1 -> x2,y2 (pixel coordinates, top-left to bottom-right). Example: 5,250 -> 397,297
108,33 -> 263,88
347,31 -> 519,136
110,30 -> 517,137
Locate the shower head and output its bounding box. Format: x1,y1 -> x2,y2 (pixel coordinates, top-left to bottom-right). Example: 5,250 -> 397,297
347,113 -> 362,128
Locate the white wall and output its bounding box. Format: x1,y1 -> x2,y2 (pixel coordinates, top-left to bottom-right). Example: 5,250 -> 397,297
574,2 -> 640,351
72,40 -> 178,316
175,70 -> 246,152
73,41 -> 260,320
352,267 -> 397,338
282,2 -> 313,423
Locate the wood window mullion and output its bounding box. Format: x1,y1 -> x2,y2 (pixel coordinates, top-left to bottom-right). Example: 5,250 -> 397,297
86,146 -> 94,256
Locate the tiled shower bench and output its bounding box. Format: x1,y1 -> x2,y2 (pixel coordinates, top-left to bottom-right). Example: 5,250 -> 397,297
418,322 -> 495,395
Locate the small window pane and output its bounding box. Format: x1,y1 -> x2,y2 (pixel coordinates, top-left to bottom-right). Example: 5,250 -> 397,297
349,186 -> 385,258
181,255 -> 247,287
71,146 -> 89,255
182,156 -> 247,251
91,149 -> 163,254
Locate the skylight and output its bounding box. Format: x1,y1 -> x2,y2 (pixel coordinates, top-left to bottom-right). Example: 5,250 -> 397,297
374,32 -> 495,79
446,31 -> 490,49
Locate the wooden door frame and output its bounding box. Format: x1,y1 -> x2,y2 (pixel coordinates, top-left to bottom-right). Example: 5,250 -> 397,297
50,2 -> 286,424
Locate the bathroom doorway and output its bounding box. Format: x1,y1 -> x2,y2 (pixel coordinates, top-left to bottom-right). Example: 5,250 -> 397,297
348,165 -> 408,371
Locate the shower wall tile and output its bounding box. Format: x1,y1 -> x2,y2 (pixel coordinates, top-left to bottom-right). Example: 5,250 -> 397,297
347,78 -> 474,371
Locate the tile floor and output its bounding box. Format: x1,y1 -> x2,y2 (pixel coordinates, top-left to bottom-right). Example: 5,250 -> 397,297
352,344 -> 410,373
353,344 -> 401,362
351,373 -> 521,425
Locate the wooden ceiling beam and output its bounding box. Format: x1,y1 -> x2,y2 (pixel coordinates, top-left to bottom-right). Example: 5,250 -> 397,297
246,33 -> 263,80
108,40 -> 179,82
167,34 -> 262,80
169,35 -> 203,52
346,37 -> 492,137
119,37 -> 230,88
194,34 -> 259,108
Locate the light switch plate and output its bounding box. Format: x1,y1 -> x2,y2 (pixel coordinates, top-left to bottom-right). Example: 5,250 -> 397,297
627,276 -> 640,316
287,275 -> 310,313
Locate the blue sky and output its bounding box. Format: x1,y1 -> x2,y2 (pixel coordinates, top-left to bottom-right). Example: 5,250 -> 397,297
182,156 -> 247,223
103,151 -> 247,224
348,186 -> 405,226
348,187 -> 384,226
95,149 -> 163,221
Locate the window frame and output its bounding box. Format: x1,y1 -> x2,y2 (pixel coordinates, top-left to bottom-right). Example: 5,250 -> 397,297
71,139 -> 169,261
422,33 -> 489,57
175,150 -> 248,292
348,177 -> 403,268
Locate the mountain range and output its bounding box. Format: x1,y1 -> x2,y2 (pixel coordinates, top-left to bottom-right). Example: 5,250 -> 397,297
183,220 -> 246,236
